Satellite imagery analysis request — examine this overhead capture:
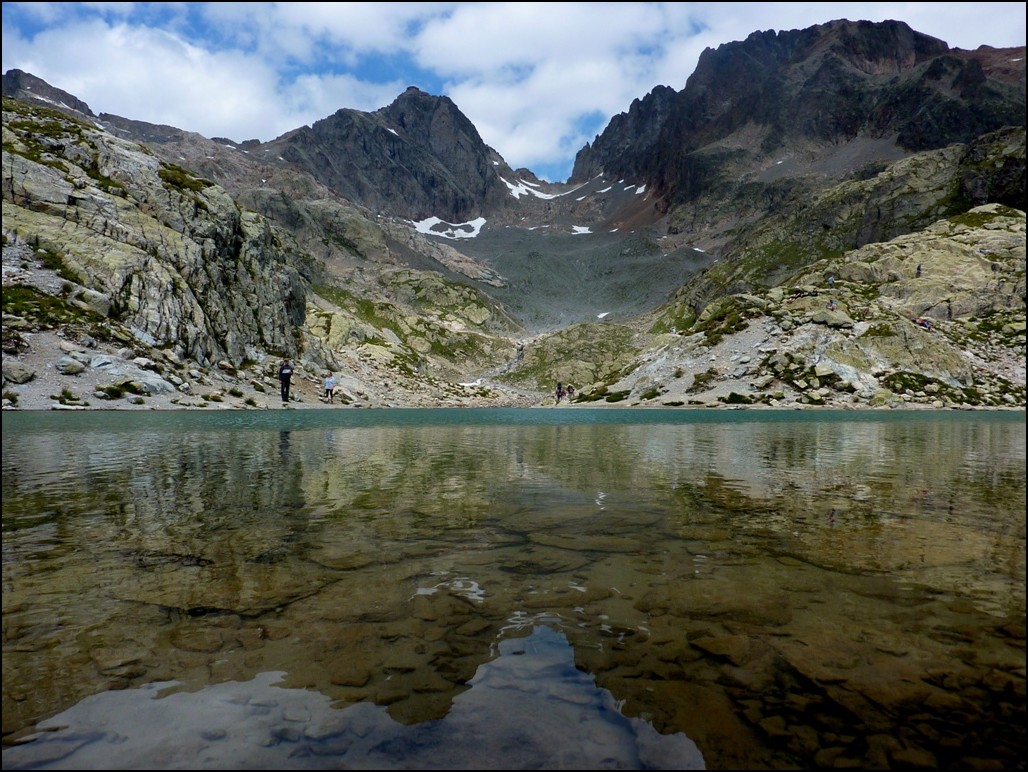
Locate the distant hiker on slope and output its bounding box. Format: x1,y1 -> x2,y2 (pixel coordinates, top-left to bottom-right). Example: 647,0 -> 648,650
323,372 -> 336,403
279,359 -> 294,403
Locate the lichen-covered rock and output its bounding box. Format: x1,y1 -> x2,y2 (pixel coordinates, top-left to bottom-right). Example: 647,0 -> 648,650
2,359 -> 35,384
3,102 -> 309,368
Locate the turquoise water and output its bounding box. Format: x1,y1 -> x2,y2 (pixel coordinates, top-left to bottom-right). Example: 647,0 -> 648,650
2,408 -> 1025,769
8,404 -> 1020,428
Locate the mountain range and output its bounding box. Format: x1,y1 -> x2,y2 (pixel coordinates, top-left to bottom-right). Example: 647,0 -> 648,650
2,18 -> 1025,411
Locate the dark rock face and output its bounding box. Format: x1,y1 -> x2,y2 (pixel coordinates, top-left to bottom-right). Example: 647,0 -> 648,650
959,126 -> 1027,210
2,68 -> 94,119
99,113 -> 196,144
259,86 -> 516,222
570,85 -> 678,184
571,20 -> 1026,206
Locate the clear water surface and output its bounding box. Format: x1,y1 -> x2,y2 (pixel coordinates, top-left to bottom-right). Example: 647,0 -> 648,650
2,408 -> 1025,769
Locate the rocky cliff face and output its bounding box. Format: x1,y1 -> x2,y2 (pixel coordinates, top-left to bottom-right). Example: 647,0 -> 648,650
569,21 -> 1025,298
629,203 -> 1025,410
2,96 -> 312,368
667,126 -> 1027,306
573,20 -> 1025,199
1,68 -> 93,118
256,87 -> 518,223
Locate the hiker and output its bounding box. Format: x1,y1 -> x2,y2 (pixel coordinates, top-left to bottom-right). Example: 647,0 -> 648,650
323,372 -> 336,403
278,359 -> 294,403
555,382 -> 564,403
566,384 -> 575,399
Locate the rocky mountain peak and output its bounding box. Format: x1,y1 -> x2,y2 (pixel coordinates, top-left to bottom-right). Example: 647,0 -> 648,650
789,18 -> 950,74
251,84 -> 515,223
1,68 -> 94,120
380,84 -> 507,175
572,18 -> 1025,205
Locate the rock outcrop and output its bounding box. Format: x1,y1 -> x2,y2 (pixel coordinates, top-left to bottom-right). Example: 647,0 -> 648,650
2,96 -> 310,368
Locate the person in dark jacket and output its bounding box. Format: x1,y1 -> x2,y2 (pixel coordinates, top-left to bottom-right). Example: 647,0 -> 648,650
278,359 -> 294,403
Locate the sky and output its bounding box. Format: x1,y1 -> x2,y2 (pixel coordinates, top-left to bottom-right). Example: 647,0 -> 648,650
3,3 -> 1025,183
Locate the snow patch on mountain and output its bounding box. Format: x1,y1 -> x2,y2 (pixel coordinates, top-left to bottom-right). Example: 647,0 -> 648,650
411,216 -> 487,239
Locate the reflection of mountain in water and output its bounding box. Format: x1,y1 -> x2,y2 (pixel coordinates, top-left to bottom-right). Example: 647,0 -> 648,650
1,626 -> 704,770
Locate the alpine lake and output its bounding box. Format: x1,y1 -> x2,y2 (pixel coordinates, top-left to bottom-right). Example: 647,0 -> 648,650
2,407 -> 1025,770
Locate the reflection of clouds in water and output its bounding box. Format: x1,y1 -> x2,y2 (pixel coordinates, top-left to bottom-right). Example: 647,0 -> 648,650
411,572 -> 486,602
449,577 -> 485,601
497,610 -> 568,641
500,601 -> 647,653
2,626 -> 704,770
